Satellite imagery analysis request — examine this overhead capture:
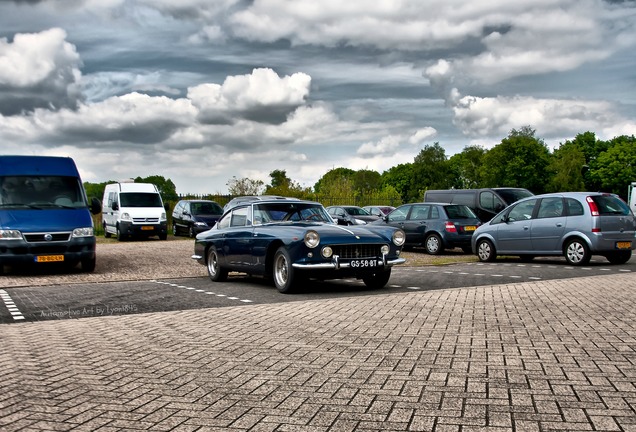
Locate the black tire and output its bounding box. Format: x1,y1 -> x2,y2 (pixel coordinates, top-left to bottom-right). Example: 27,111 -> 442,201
273,247 -> 297,293
605,250 -> 632,265
188,225 -> 195,238
81,256 -> 96,273
207,246 -> 228,282
116,225 -> 126,241
424,233 -> 444,255
103,223 -> 111,238
564,238 -> 590,266
159,233 -> 168,240
362,269 -> 392,289
476,239 -> 496,262
172,222 -> 179,236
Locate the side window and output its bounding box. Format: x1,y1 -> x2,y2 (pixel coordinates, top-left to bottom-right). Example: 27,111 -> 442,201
409,205 -> 430,220
566,198 -> 584,216
479,191 -> 504,212
217,212 -> 231,229
430,206 -> 440,219
387,206 -> 409,222
537,198 -> 564,219
230,206 -> 248,227
453,192 -> 474,207
507,199 -> 537,222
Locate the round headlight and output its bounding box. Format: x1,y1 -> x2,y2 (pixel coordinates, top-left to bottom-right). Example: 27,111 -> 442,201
322,246 -> 333,258
381,245 -> 390,255
392,229 -> 406,246
304,230 -> 320,248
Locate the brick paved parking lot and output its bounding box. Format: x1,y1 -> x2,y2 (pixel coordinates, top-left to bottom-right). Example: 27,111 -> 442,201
1,273 -> 635,431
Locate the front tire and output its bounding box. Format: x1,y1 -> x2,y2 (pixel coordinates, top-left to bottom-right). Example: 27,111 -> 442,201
362,269 -> 392,289
564,238 -> 590,265
80,256 -> 96,273
273,247 -> 297,293
104,222 -> 111,238
116,225 -> 126,241
476,239 -> 496,262
425,233 -> 444,255
207,246 -> 228,282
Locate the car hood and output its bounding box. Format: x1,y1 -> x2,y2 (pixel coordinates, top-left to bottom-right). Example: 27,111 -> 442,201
0,208 -> 93,232
278,221 -> 399,242
194,215 -> 221,224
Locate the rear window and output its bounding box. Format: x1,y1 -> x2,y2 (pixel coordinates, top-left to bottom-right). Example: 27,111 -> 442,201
590,195 -> 630,215
444,205 -> 477,219
496,188 -> 534,205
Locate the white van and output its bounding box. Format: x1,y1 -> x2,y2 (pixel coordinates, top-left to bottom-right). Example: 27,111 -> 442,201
102,182 -> 168,240
629,182 -> 636,216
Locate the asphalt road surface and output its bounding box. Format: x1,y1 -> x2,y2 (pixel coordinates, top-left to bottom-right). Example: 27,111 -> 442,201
1,255 -> 633,324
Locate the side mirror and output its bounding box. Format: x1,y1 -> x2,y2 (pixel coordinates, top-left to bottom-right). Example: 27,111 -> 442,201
111,201 -> 119,211
91,197 -> 102,215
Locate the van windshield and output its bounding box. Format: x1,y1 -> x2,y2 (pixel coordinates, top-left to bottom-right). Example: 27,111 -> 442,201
496,188 -> 534,205
0,175 -> 86,209
120,192 -> 163,207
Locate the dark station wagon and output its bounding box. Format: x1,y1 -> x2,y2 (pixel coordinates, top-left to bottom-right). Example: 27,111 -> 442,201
192,197 -> 406,293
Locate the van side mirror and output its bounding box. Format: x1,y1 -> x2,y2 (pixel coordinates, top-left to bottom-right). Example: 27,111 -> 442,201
111,202 -> 119,211
90,197 -> 102,215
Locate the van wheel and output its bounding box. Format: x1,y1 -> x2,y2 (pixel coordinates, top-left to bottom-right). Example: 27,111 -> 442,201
564,238 -> 590,265
425,233 -> 443,255
103,223 -> 111,238
159,233 -> 167,240
116,226 -> 126,241
605,251 -> 631,265
81,256 -> 96,272
477,239 -> 496,262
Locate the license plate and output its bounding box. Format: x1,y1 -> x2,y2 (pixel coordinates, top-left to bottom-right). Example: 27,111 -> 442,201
349,259 -> 379,268
616,241 -> 632,249
464,226 -> 477,232
35,255 -> 64,263
141,226 -> 154,231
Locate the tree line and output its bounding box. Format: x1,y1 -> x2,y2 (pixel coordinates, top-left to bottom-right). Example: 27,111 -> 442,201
84,127 -> 636,209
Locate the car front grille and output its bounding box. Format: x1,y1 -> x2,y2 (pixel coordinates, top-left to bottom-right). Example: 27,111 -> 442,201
330,243 -> 384,259
133,218 -> 160,223
24,232 -> 72,243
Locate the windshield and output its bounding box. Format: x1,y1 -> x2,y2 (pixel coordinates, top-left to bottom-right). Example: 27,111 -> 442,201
191,201 -> 223,215
344,206 -> 370,216
0,175 -> 86,209
120,192 -> 163,207
253,202 -> 333,224
496,188 -> 534,205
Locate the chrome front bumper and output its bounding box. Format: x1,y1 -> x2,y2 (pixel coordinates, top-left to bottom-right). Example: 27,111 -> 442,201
292,255 -> 406,270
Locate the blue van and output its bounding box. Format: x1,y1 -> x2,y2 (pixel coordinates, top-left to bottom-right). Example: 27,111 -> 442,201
0,155 -> 102,274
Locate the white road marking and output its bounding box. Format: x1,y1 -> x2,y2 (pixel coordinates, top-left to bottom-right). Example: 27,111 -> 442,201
0,289 -> 25,321
151,281 -> 253,304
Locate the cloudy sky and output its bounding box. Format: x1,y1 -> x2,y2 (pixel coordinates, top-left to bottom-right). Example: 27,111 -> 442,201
1,0 -> 635,194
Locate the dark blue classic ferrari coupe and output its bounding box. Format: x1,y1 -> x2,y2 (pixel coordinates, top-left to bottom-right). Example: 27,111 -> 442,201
192,197 -> 406,293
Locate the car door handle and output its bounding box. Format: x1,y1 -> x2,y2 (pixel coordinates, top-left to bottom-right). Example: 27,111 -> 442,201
523,226 -> 530,230
556,223 -> 563,227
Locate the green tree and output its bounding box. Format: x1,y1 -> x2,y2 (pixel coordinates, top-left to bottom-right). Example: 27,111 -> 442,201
411,142 -> 452,200
480,127 -> 551,194
352,169 -> 382,195
264,170 -> 311,198
547,141 -> 586,192
314,168 -> 356,194
380,163 -> 414,203
588,135 -> 636,198
448,145 -> 486,189
226,176 -> 264,195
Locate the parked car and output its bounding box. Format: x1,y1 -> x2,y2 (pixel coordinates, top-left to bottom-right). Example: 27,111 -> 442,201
192,197 -> 406,293
363,205 -> 396,217
172,199 -> 223,237
471,192 -> 635,265
424,187 -> 534,222
326,205 -> 380,225
223,195 -> 288,212
372,202 -> 481,254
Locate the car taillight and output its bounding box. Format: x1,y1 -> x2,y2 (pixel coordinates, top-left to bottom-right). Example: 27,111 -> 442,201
586,196 -> 599,216
445,222 -> 457,233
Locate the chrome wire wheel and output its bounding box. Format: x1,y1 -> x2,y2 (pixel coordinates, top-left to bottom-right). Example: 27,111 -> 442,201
274,253 -> 289,287
207,246 -> 227,281
273,247 -> 296,293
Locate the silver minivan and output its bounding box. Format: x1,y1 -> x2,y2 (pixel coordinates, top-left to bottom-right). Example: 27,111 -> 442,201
471,192 -> 635,265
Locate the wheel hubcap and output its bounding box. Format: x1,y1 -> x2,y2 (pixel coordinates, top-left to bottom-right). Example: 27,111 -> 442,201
427,237 -> 439,253
478,243 -> 490,260
567,243 -> 584,263
208,252 -> 218,276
